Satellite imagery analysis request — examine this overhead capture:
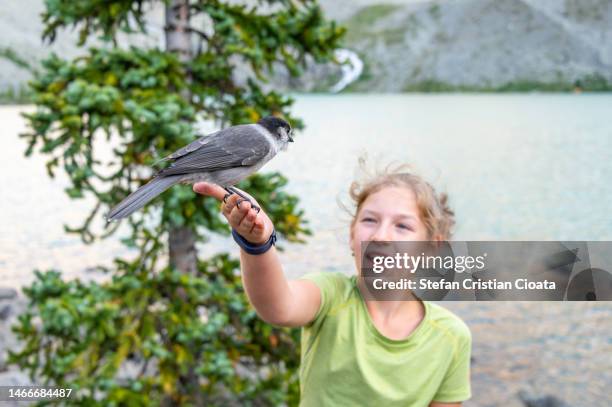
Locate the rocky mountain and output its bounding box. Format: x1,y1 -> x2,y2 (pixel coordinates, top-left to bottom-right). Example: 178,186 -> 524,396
0,0 -> 164,100
1,0 -> 611,96
333,0 -> 612,91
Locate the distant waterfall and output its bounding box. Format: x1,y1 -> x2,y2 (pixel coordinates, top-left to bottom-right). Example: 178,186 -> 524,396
330,49 -> 364,93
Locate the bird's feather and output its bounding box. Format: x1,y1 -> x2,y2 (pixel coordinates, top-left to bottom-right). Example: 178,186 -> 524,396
107,123 -> 279,221
155,124 -> 272,176
106,175 -> 182,221
152,131 -> 219,165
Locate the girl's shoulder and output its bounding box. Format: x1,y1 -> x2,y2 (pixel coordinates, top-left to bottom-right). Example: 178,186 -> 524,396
424,302 -> 472,344
299,271 -> 359,316
299,271 -> 354,299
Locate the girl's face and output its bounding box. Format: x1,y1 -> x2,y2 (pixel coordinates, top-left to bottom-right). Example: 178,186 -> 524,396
350,186 -> 429,265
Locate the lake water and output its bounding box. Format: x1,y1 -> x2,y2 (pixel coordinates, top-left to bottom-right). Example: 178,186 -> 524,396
4,94 -> 611,284
1,94 -> 611,405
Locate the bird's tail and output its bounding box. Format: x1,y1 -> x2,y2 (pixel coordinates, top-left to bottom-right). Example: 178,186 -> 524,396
106,175 -> 182,221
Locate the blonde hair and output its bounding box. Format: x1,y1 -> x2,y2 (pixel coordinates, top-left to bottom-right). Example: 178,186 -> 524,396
346,158 -> 455,240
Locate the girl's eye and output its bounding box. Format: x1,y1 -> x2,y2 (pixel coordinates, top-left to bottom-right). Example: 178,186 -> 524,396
397,223 -> 413,231
361,217 -> 376,223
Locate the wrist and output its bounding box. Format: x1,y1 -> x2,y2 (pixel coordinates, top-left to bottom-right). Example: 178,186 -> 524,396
231,228 -> 277,255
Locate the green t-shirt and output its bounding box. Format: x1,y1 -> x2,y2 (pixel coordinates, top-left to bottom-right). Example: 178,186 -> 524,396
299,271 -> 472,407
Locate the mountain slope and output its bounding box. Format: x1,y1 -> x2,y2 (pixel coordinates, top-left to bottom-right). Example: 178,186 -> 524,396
337,0 -> 612,91
1,0 -> 611,95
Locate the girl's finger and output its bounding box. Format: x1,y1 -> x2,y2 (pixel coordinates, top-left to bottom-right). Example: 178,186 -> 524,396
228,204 -> 249,226
193,182 -> 227,201
253,218 -> 265,231
222,193 -> 241,216
238,214 -> 255,235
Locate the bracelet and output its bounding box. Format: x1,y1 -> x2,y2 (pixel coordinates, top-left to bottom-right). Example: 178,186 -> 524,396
231,228 -> 277,255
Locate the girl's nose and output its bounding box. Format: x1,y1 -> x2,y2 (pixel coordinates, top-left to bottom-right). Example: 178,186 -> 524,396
371,224 -> 392,242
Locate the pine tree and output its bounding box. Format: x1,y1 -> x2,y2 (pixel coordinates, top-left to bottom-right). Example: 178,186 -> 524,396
10,0 -> 344,404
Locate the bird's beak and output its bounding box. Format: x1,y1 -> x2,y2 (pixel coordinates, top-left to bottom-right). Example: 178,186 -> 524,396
288,130 -> 294,142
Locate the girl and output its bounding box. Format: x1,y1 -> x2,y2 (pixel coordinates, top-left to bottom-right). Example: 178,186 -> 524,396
193,163 -> 472,407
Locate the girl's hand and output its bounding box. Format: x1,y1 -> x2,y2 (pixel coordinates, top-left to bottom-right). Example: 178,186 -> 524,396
195,182 -> 321,328
193,182 -> 274,245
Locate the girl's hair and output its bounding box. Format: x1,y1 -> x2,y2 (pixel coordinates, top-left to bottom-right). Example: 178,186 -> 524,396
346,157 -> 455,240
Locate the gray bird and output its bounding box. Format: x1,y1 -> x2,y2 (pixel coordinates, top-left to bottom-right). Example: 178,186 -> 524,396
106,116 -> 293,221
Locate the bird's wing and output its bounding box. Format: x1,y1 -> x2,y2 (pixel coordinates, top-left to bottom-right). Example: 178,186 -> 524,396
156,124 -> 273,176
152,130 -> 220,165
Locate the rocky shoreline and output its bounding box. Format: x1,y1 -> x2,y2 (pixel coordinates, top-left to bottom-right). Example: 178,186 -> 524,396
0,287 -> 33,398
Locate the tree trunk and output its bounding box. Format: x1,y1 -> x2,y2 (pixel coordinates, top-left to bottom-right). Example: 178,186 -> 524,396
168,225 -> 198,275
165,0 -> 198,277
164,2 -> 203,405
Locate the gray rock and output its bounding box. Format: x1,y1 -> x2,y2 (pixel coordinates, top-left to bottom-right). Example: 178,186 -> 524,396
0,304 -> 12,320
0,370 -> 33,386
0,373 -> 36,407
329,0 -> 612,91
519,390 -> 572,407
0,288 -> 17,300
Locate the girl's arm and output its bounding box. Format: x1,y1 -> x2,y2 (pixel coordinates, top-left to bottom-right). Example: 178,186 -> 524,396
193,182 -> 321,327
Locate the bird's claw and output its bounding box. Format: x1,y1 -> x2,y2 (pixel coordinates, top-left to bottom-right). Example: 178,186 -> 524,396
236,198 -> 249,208
223,193 -> 232,203
236,198 -> 260,213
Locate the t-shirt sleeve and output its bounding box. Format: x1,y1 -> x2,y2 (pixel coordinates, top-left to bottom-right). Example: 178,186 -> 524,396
299,271 -> 343,329
432,327 -> 472,403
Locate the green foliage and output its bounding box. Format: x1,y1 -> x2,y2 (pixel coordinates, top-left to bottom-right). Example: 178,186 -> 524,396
402,79 -> 468,92
11,0 -> 344,405
42,0 -> 150,45
401,76 -> 612,93
0,86 -> 32,105
0,47 -> 35,104
10,255 -> 301,405
573,73 -> 612,91
564,0 -> 608,23
346,4 -> 400,28
41,0 -> 345,74
343,4 -> 402,44
19,46 -> 310,243
0,46 -> 35,71
428,3 -> 441,20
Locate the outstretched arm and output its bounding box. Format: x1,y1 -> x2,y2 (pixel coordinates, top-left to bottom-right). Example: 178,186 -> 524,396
194,182 -> 320,327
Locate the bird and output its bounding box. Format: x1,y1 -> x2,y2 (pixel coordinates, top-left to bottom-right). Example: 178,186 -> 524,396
106,116 -> 294,221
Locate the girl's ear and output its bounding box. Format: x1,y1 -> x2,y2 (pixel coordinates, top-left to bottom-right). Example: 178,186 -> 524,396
349,222 -> 357,255
431,234 -> 445,247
